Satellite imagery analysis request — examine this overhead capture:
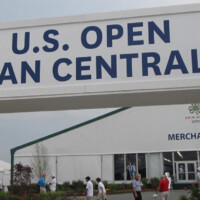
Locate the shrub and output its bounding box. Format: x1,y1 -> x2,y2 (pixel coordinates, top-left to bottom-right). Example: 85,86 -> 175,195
107,184 -> 117,191
178,194 -> 188,200
0,191 -> 18,200
102,181 -> 108,189
190,184 -> 199,198
116,183 -> 126,190
59,181 -> 71,192
149,177 -> 159,189
189,196 -> 198,200
71,180 -> 85,192
30,183 -> 40,194
11,162 -> 33,196
141,178 -> 148,188
31,191 -> 70,200
91,180 -> 97,190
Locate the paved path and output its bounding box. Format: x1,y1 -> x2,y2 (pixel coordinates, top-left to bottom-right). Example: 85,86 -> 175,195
77,190 -> 189,200
105,190 -> 189,200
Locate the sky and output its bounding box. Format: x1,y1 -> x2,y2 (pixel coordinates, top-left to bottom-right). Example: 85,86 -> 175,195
1,0 -> 200,163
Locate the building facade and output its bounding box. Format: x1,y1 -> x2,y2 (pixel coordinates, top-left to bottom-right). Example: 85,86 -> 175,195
11,104 -> 200,186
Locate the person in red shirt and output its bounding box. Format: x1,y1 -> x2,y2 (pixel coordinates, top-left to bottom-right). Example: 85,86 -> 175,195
158,175 -> 169,200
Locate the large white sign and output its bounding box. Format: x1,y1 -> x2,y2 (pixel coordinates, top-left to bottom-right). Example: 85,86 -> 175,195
0,4 -> 200,112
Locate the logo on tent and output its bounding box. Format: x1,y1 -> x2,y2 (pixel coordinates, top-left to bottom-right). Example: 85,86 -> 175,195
185,104 -> 200,123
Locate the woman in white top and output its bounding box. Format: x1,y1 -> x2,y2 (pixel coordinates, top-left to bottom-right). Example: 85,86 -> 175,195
96,178 -> 106,200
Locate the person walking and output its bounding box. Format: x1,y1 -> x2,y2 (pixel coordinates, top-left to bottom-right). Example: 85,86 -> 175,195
133,173 -> 143,200
85,176 -> 93,200
49,174 -> 56,192
38,173 -> 46,193
158,175 -> 169,200
96,177 -> 106,200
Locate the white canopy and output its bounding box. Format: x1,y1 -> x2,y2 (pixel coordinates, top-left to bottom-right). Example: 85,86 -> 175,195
0,160 -> 10,171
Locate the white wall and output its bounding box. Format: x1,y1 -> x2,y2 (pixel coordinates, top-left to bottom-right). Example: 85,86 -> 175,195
14,104 -> 200,157
13,104 -> 200,183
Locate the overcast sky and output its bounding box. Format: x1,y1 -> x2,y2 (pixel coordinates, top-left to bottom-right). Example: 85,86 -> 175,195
1,0 -> 200,163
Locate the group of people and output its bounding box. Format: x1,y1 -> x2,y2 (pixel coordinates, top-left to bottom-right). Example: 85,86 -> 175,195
38,174 -> 106,200
37,168 -> 200,200
38,173 -> 56,193
132,173 -> 170,200
85,177 -> 106,200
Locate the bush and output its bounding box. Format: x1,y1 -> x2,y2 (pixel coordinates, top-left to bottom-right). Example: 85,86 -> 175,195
59,181 -> 71,192
102,181 -> 108,189
0,191 -> 18,200
30,183 -> 40,194
189,196 -> 198,200
149,177 -> 159,189
116,183 -> 126,190
190,184 -> 199,198
71,180 -> 85,193
178,194 -> 188,200
91,180 -> 97,190
141,178 -> 148,188
107,184 -> 117,190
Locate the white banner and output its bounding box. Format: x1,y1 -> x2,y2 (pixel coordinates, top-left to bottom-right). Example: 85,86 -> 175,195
0,4 -> 200,112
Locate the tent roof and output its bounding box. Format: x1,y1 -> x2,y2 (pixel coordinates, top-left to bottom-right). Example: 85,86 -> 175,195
11,107 -> 129,154
0,160 -> 10,171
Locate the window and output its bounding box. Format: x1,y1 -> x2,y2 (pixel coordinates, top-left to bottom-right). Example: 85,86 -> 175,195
114,153 -> 146,181
163,152 -> 173,177
174,151 -> 197,161
114,154 -> 124,180
138,153 -> 146,178
126,154 -> 136,180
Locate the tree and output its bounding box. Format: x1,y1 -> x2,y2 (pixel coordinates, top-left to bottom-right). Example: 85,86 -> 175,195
13,162 -> 33,186
11,162 -> 33,196
30,143 -> 51,180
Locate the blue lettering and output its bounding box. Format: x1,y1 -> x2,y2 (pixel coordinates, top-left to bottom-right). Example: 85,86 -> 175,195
12,32 -> 30,54
96,55 -> 117,79
128,22 -> 144,45
120,53 -> 139,77
142,52 -> 161,76
165,51 -> 188,75
53,58 -> 72,81
43,29 -> 59,52
107,24 -> 123,47
191,49 -> 200,73
191,133 -> 196,139
180,133 -> 185,140
148,20 -> 170,44
0,62 -> 17,84
168,134 -> 175,140
21,61 -> 40,83
76,57 -> 92,80
186,133 -> 190,140
81,26 -> 102,49
176,134 -> 180,140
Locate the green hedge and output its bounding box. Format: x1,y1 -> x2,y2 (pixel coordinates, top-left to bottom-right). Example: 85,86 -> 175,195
0,191 -> 18,200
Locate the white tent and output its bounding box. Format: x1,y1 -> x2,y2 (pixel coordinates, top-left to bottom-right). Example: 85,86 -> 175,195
0,160 -> 10,189
0,160 -> 10,171
11,104 -> 200,184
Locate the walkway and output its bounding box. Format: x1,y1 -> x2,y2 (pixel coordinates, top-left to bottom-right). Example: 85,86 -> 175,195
106,190 -> 189,200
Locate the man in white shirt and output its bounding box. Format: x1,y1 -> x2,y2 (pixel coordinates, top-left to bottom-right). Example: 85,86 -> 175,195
96,177 -> 106,200
49,174 -> 56,192
85,176 -> 93,200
